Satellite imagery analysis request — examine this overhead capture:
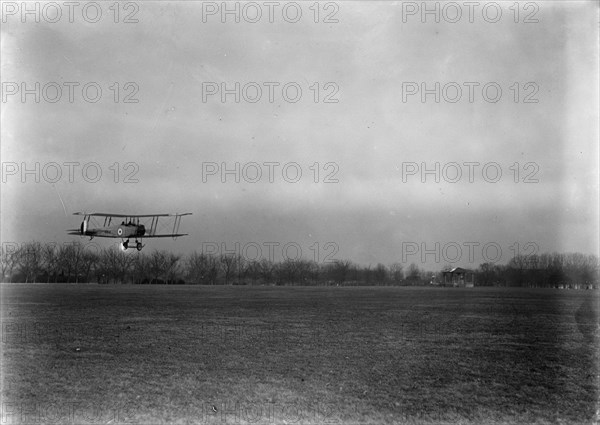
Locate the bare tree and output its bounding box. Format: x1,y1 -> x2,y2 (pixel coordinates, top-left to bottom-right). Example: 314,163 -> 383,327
164,252 -> 182,283
234,254 -> 246,284
58,244 -> 80,282
276,258 -> 311,284
406,263 -> 421,282
330,259 -> 353,285
300,260 -> 319,285
80,249 -> 98,283
17,242 -> 43,283
242,259 -> 262,284
41,244 -> 60,283
374,263 -> 388,284
132,253 -> 151,284
476,262 -> 497,286
185,252 -> 221,285
185,252 -> 204,284
96,247 -> 134,284
146,250 -> 180,283
219,254 -> 237,285
1,243 -> 20,283
258,258 -> 274,283
389,263 -> 404,284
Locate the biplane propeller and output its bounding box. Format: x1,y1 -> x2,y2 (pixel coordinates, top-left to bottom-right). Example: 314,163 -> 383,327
67,212 -> 192,251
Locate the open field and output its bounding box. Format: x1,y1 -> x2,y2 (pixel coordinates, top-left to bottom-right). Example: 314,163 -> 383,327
1,284 -> 598,424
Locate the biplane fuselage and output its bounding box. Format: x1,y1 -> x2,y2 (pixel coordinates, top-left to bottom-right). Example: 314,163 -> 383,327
80,222 -> 146,239
69,212 -> 191,251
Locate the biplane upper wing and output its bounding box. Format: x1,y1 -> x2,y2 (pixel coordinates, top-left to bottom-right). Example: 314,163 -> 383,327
73,212 -> 181,218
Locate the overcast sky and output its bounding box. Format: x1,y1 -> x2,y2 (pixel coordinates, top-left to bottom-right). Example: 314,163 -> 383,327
1,1 -> 598,269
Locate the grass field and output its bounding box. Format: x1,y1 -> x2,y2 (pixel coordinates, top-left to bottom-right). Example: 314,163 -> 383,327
1,284 -> 598,424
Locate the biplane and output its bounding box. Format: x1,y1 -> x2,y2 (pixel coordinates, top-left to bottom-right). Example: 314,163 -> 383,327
68,212 -> 192,251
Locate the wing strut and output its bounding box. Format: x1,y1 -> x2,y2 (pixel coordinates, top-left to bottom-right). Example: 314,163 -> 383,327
173,215 -> 182,239
149,216 -> 159,236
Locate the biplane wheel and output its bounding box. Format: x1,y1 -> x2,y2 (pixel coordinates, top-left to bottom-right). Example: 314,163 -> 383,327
136,242 -> 143,251
122,240 -> 129,250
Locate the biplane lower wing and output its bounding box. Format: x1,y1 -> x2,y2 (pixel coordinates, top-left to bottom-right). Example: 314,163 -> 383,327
142,234 -> 188,238
67,233 -> 189,238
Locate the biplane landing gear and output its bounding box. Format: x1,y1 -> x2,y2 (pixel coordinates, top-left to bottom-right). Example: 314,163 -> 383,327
120,239 -> 143,251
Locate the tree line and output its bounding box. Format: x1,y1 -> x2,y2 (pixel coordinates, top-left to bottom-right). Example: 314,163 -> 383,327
1,242 -> 598,288
472,252 -> 599,289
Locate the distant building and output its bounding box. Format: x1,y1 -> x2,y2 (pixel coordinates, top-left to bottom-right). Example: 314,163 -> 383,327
442,267 -> 475,287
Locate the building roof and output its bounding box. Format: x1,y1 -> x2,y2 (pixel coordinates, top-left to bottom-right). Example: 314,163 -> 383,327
444,267 -> 468,274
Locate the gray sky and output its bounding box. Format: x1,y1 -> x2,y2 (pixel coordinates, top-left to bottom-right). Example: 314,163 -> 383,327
1,1 -> 598,269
